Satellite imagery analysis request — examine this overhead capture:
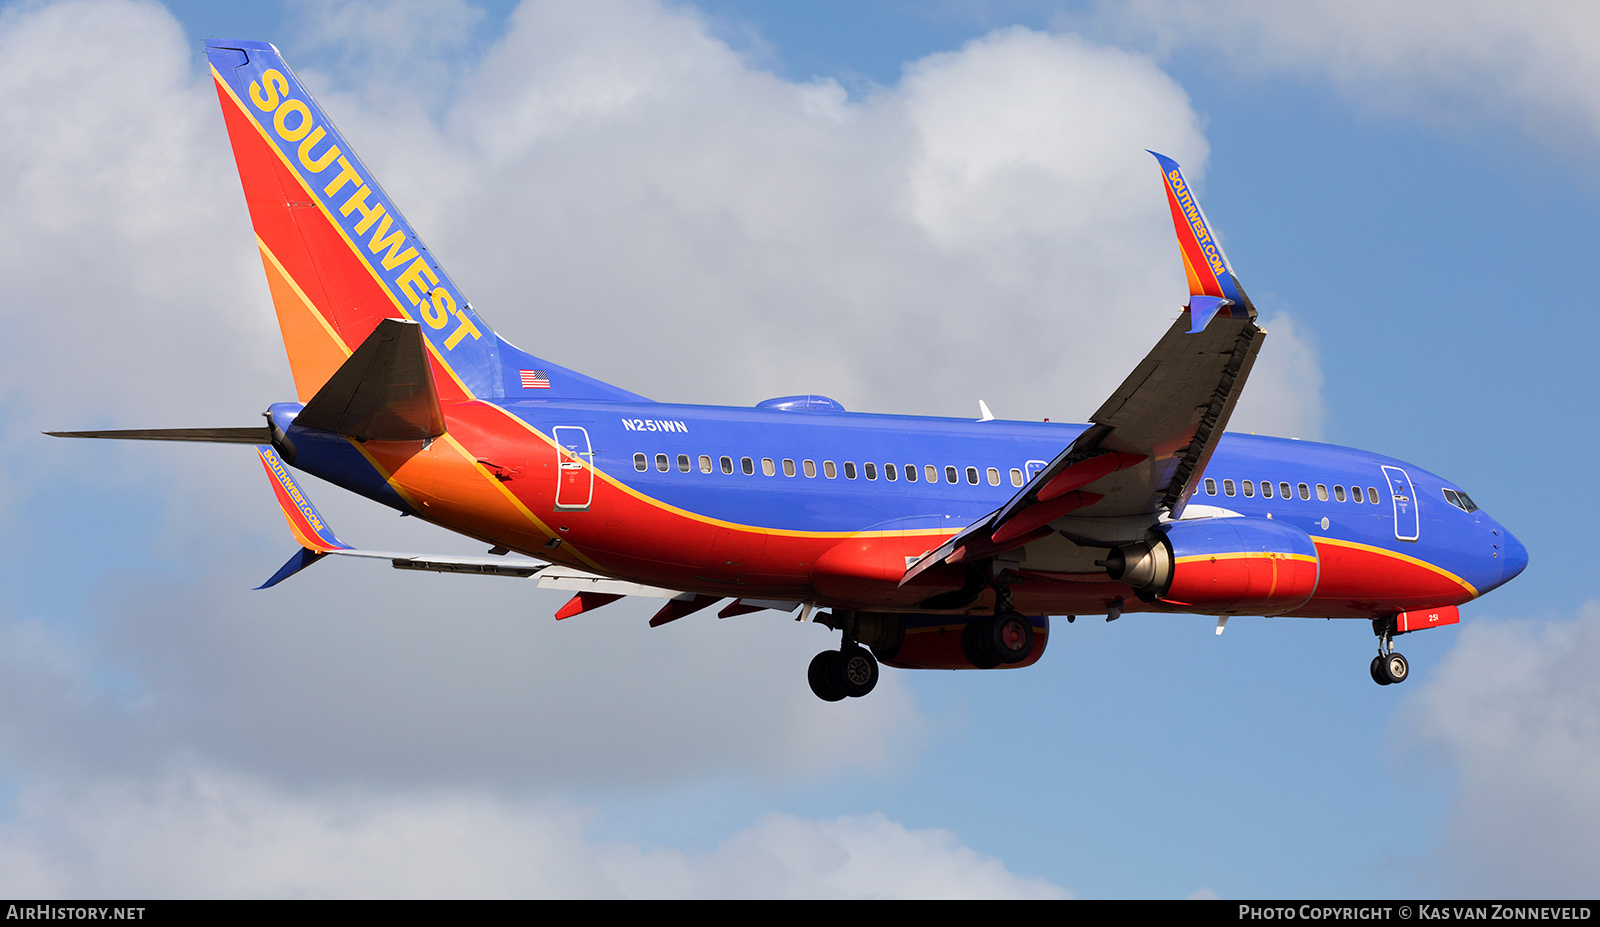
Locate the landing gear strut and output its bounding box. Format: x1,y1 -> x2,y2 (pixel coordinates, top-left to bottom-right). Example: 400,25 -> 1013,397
1370,617 -> 1409,686
808,642 -> 879,701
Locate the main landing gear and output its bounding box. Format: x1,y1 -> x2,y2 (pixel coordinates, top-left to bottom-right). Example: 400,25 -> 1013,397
1369,616 -> 1409,686
960,578 -> 1034,669
960,610 -> 1034,669
808,644 -> 879,701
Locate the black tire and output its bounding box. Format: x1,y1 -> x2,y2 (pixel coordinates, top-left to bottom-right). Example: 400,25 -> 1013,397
960,619 -> 1002,669
826,645 -> 879,698
982,611 -> 1035,664
1382,652 -> 1409,685
1370,654 -> 1392,686
808,651 -> 846,702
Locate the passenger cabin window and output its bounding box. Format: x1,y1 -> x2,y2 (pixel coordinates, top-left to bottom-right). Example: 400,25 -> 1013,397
803,460 -> 816,478
967,467 -> 979,485
1334,485 -> 1346,502
1298,483 -> 1310,500
1010,468 -> 1024,487
1280,482 -> 1292,500
987,467 -> 999,486
824,461 -> 837,479
1352,485 -> 1363,503
1368,486 -> 1380,504
720,456 -> 733,474
844,461 -> 857,480
1223,479 -> 1236,496
866,462 -> 878,480
1261,481 -> 1273,498
885,463 -> 897,481
783,459 -> 796,477
762,458 -> 775,476
1242,480 -> 1254,497
699,455 -> 712,474
906,465 -> 918,482
1205,478 -> 1217,495
741,456 -> 754,475
945,466 -> 958,484
677,454 -> 690,473
1316,483 -> 1328,501
925,465 -> 938,483
633,453 -> 647,472
655,453 -> 669,472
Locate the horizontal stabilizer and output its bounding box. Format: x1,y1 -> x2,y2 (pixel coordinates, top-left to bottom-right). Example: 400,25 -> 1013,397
45,427 -> 269,444
296,319 -> 445,441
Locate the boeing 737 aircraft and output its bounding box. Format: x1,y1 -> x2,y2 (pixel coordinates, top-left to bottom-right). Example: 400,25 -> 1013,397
51,40 -> 1527,701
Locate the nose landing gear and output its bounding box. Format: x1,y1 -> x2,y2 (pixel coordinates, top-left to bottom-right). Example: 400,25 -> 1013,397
1369,616 -> 1409,686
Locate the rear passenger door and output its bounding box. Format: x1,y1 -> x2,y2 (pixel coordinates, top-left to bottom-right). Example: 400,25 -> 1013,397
553,426 -> 594,512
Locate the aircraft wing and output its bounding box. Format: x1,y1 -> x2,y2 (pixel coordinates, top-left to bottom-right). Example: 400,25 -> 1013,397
254,444 -> 550,587
905,153 -> 1265,582
255,445 -> 800,624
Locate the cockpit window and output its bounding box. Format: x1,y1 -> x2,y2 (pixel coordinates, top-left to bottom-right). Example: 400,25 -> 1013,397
1443,488 -> 1480,513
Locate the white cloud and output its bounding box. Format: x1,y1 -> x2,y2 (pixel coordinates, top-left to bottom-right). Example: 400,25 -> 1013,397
1228,312 -> 1323,439
0,0 -> 277,428
0,566 -> 928,790
0,771 -> 1066,898
314,0 -> 1324,426
1400,604 -> 1600,897
1097,0 -> 1600,149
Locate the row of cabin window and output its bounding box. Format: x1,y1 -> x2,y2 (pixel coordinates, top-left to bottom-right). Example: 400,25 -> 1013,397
633,452 -> 1028,487
1204,478 -> 1382,505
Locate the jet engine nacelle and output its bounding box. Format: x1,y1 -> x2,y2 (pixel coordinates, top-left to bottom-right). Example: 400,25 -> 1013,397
846,612 -> 1050,670
1103,517 -> 1320,615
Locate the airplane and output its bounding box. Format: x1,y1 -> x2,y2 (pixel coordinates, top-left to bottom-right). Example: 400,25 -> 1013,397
49,39 -> 1528,701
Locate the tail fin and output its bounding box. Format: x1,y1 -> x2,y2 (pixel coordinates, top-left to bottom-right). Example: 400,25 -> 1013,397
206,40 -> 645,403
1148,151 -> 1256,333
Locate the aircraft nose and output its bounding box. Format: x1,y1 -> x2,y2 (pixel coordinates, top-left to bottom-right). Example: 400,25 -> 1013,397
1499,528 -> 1529,585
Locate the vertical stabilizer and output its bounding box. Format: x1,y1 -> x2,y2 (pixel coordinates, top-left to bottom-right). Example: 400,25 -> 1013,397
206,39 -> 646,404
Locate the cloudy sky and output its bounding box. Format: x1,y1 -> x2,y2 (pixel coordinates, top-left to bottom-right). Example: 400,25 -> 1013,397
0,0 -> 1594,898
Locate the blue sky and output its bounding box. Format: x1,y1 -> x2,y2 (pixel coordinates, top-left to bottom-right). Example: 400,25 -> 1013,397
0,0 -> 1595,898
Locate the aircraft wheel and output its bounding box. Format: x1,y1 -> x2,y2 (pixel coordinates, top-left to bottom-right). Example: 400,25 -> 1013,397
827,645 -> 879,698
960,620 -> 1002,669
983,610 -> 1034,664
808,651 -> 846,702
1382,652 -> 1409,685
1370,655 -> 1392,686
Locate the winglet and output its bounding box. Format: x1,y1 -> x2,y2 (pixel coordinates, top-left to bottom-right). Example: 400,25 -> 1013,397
256,445 -> 348,588
1148,151 -> 1255,332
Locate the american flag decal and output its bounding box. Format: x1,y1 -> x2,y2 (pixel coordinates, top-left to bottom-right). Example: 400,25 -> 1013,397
520,370 -> 551,389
